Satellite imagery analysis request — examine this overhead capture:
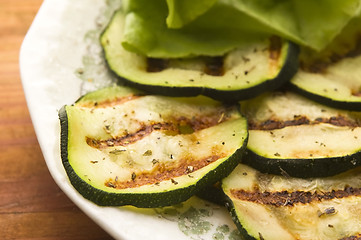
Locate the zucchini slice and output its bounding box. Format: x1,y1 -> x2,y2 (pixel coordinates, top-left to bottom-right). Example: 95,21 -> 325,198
59,86 -> 248,207
289,17 -> 361,111
241,91 -> 361,178
100,10 -> 299,102
222,164 -> 361,240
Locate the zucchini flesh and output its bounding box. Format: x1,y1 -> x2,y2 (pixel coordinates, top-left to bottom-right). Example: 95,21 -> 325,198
59,86 -> 248,207
223,164 -> 361,240
289,17 -> 361,111
241,91 -> 361,178
100,10 -> 299,102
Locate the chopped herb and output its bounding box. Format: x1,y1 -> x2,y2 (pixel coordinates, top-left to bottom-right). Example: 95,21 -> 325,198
143,150 -> 153,156
242,56 -> 250,62
279,167 -> 290,178
259,232 -> 265,240
318,207 -> 337,217
76,68 -> 84,75
109,149 -> 126,155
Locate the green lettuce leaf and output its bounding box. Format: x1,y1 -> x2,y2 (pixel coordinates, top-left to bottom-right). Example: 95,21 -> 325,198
121,0 -> 361,58
227,0 -> 361,51
166,0 -> 217,28
122,0 -> 272,58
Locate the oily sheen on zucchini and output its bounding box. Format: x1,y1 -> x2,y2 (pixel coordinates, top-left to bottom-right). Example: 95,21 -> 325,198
222,164 -> 361,240
289,17 -> 361,111
241,91 -> 361,178
100,9 -> 299,102
59,86 -> 248,207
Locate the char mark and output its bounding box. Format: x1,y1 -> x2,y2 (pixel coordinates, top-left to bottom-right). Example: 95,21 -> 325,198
249,115 -> 360,131
231,186 -> 361,207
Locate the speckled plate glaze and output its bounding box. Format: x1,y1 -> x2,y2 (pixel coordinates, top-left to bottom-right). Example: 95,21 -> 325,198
19,0 -> 241,239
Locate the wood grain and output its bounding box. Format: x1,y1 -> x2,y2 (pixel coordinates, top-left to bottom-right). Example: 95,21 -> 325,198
0,1 -> 114,239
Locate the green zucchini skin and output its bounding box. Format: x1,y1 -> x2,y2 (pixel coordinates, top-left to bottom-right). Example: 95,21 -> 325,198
59,87 -> 248,207
100,10 -> 299,103
242,150 -> 361,178
289,84 -> 361,111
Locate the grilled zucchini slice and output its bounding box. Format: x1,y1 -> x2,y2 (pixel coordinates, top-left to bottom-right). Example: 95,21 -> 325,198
59,86 -> 248,207
289,17 -> 361,111
241,91 -> 361,178
100,9 -> 299,102
223,164 -> 361,240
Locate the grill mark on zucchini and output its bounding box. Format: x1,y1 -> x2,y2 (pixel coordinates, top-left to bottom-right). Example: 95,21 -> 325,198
86,123 -> 174,148
230,186 -> 361,207
340,234 -> 361,240
248,115 -> 360,130
147,58 -> 169,72
86,110 -> 232,149
352,89 -> 361,97
204,56 -> 224,76
300,34 -> 361,74
105,154 -> 224,189
146,55 -> 225,76
269,36 -> 282,61
268,36 -> 282,74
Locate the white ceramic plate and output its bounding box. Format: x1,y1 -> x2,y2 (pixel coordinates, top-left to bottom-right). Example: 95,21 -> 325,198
19,0 -> 240,239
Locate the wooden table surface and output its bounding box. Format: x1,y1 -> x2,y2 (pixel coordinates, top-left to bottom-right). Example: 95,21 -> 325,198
0,1 -> 114,239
